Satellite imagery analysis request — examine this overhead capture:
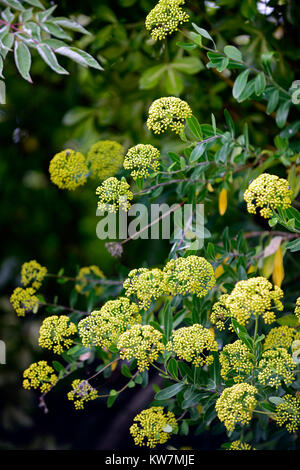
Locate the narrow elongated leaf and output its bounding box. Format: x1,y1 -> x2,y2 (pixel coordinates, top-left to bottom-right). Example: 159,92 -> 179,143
14,41 -> 32,82
276,100 -> 291,128
218,188 -> 227,216
42,22 -> 72,40
155,382 -> 185,400
186,115 -> 203,140
37,44 -> 69,74
192,23 -> 215,46
0,80 -> 5,104
254,72 -> 266,96
172,57 -> 204,74
266,88 -> 279,114
23,0 -> 44,8
2,0 -> 24,12
56,46 -> 103,70
1,7 -> 14,23
224,45 -> 242,61
54,18 -> 90,35
286,237 -> 300,252
232,69 -> 250,99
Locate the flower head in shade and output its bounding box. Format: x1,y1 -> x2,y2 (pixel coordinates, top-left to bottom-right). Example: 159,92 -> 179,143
38,315 -> 77,354
78,297 -> 141,350
264,326 -> 300,351
227,441 -> 254,450
224,277 -> 283,327
215,383 -> 258,432
130,407 -> 177,448
220,340 -> 253,383
49,149 -> 88,190
123,268 -> 167,310
67,379 -> 98,410
117,324 -> 165,371
123,144 -> 160,180
257,347 -> 296,389
75,265 -> 106,297
96,177 -> 133,213
10,287 -> 39,317
87,140 -> 124,180
145,0 -> 189,41
244,173 -> 292,219
21,260 -> 47,290
167,324 -> 218,367
274,394 -> 300,433
23,361 -> 58,393
163,255 -> 216,298
147,97 -> 192,134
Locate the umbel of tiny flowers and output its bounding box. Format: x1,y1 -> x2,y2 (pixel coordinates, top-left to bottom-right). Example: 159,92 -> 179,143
130,407 -> 178,448
75,265 -> 106,297
38,315 -> 77,355
145,0 -> 190,41
67,379 -> 98,410
274,394 -> 300,433
78,297 -> 141,350
167,324 -> 218,367
87,140 -> 124,180
220,340 -> 253,383
123,267 -> 167,310
210,294 -> 231,331
123,144 -> 160,180
227,441 -> 254,450
295,297 -> 300,323
96,177 -> 133,213
49,149 -> 89,190
244,173 -> 292,219
21,260 -> 47,290
224,276 -> 284,327
163,255 -> 216,298
10,287 -> 39,317
215,383 -> 258,432
23,361 -> 58,394
117,324 -> 165,371
147,96 -> 192,134
257,347 -> 296,389
264,325 -> 300,351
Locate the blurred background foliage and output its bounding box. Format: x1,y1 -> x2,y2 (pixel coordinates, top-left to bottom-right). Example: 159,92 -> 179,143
0,0 -> 299,449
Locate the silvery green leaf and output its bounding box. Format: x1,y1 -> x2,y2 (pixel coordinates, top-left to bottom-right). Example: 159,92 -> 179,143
23,21 -> 41,41
14,33 -> 36,47
0,56 -> 3,78
36,5 -> 57,22
1,32 -> 14,58
37,44 -> 69,75
2,0 -> 24,11
56,46 -> 103,70
23,0 -> 45,9
14,40 -> 32,82
53,18 -> 90,35
43,38 -> 68,50
0,24 -> 9,39
41,21 -> 72,40
0,79 -> 5,104
1,7 -> 14,23
19,8 -> 33,23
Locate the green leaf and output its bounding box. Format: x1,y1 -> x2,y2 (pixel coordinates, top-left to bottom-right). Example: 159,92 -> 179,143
167,358 -> 178,380
155,383 -> 185,400
237,78 -> 255,102
231,318 -> 253,351
37,44 -> 69,75
14,40 -> 32,82
139,64 -> 166,90
2,0 -> 24,12
190,143 -> 205,162
23,0 -> 44,8
186,115 -> 203,140
224,109 -> 235,137
172,57 -> 204,74
224,45 -> 242,62
254,72 -> 266,96
207,52 -> 229,72
121,363 -> 132,378
63,107 -> 92,126
1,32 -> 14,58
269,396 -> 284,406
54,18 -> 90,35
232,69 -> 250,99
163,303 -> 173,340
165,68 -> 183,95
286,237 -> 300,252
52,360 -> 64,372
0,80 -> 5,104
56,46 -> 103,70
42,22 -> 72,41
277,314 -> 299,327
192,23 -> 215,46
266,88 -> 279,114
276,100 -> 291,128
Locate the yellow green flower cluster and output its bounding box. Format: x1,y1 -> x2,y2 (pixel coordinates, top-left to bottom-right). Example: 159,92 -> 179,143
210,294 -> 231,331
117,324 -> 165,371
167,324 -> 218,367
145,0 -> 189,41
23,361 -> 58,393
227,441 -> 253,450
220,340 -> 253,383
224,277 -> 283,327
38,315 -> 77,354
274,394 -> 300,433
67,379 -> 98,410
78,297 -> 141,350
123,144 -> 160,180
264,326 -> 300,351
123,268 -> 167,310
10,287 -> 39,317
295,297 -> 300,323
49,149 -> 88,190
215,383 -> 258,432
21,260 -> 47,290
96,177 -> 133,213
258,348 -> 296,388
130,407 -> 177,448
87,140 -> 124,180
163,255 -> 216,298
75,265 -> 106,297
244,173 -> 292,219
147,97 -> 192,134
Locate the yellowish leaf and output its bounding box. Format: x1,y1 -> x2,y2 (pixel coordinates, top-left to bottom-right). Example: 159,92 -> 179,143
272,245 -> 284,287
207,183 -> 214,192
218,188 -> 227,216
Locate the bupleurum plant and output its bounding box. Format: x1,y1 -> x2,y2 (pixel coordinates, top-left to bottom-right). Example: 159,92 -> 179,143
147,96 -> 192,134
49,149 -> 88,190
130,407 -> 178,448
123,144 -> 160,180
145,0 -> 189,41
87,140 -> 124,180
96,177 -> 133,213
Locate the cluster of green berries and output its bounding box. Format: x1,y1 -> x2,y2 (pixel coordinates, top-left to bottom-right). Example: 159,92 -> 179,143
130,407 -> 177,448
145,0 -> 189,41
123,144 -> 160,180
244,173 -> 292,219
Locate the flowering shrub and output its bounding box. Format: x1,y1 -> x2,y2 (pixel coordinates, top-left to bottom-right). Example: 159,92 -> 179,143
9,0 -> 300,452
